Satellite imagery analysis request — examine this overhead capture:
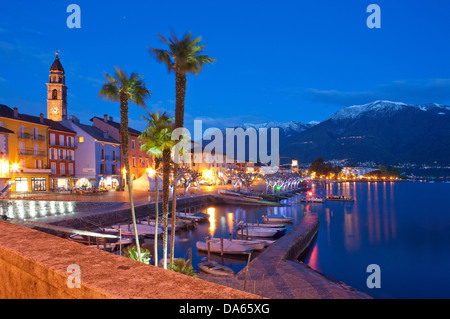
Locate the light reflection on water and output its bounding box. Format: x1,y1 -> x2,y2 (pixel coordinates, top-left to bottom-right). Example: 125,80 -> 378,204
144,198 -> 307,274
303,181 -> 450,299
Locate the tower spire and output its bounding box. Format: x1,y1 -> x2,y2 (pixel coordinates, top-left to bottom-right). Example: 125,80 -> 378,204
47,51 -> 68,121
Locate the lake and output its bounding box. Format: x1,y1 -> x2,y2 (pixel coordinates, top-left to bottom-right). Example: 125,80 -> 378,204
149,181 -> 450,299
302,181 -> 450,299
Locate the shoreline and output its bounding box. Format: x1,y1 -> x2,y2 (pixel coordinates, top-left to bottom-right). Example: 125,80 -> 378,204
4,187 -> 372,299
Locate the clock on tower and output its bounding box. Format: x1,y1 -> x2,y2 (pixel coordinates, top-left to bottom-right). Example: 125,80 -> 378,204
46,51 -> 68,121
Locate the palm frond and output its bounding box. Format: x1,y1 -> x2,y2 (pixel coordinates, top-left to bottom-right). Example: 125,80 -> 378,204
150,31 -> 214,75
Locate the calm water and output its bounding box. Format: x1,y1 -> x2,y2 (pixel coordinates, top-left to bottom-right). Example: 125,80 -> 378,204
151,181 -> 450,298
303,181 -> 450,299
5,182 -> 449,298
143,200 -> 306,274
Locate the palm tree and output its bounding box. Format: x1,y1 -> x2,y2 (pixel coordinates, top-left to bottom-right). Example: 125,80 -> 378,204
139,111 -> 175,269
98,67 -> 151,262
149,31 -> 215,264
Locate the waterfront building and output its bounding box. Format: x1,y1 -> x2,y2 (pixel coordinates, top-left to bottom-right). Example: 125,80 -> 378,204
190,149 -> 233,184
90,114 -> 152,184
0,126 -> 13,193
341,166 -> 376,178
0,105 -> 51,192
61,116 -> 121,189
46,119 -> 77,190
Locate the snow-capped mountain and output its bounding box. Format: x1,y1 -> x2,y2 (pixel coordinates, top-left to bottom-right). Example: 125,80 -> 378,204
239,120 -> 318,137
281,100 -> 450,165
329,100 -> 450,121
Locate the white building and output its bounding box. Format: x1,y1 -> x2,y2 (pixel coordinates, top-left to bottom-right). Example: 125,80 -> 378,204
62,116 -> 121,189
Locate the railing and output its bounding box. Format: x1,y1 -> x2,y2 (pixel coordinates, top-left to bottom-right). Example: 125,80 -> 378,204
18,133 -> 31,139
19,149 -> 46,157
32,135 -> 46,142
58,156 -> 74,161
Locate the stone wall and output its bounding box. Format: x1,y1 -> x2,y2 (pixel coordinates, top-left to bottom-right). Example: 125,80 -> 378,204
0,220 -> 259,299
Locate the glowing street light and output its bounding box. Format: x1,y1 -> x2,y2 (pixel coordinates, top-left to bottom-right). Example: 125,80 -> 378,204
146,168 -> 156,177
10,162 -> 20,172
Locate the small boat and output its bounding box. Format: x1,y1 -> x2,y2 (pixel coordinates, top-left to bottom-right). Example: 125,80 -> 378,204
196,240 -> 253,255
208,237 -> 266,251
237,226 -> 284,238
217,190 -> 241,197
263,214 -> 294,224
300,196 -> 324,203
140,218 -> 196,231
176,211 -> 209,223
236,220 -> 286,229
198,260 -> 234,276
325,195 -> 354,202
217,190 -> 262,201
238,191 -> 263,200
106,223 -> 163,238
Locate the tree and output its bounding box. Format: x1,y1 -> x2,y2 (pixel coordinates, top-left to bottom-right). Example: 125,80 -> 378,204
149,31 -> 215,265
309,157 -> 333,177
98,67 -> 151,262
178,167 -> 202,196
138,111 -> 175,269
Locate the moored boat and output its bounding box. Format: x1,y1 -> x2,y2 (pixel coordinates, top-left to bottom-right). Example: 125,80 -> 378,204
217,190 -> 241,197
238,191 -> 263,200
198,260 -> 234,276
176,211 -> 209,223
208,237 -> 266,251
237,226 -> 285,238
217,190 -> 262,201
106,223 -> 163,238
300,196 -> 324,203
196,240 -> 253,255
325,195 -> 354,202
263,214 -> 294,224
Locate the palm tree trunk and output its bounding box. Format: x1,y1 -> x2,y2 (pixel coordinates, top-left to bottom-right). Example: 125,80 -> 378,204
162,148 -> 171,269
154,171 -> 159,267
170,71 -> 187,265
120,93 -> 142,262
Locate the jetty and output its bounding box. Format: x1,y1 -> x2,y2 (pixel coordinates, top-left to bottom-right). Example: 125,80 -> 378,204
198,213 -> 371,299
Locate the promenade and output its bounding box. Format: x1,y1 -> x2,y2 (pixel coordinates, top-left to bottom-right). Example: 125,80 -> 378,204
1,181 -> 372,299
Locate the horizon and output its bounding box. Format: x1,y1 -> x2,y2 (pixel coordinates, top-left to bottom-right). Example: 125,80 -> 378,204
1,1 -> 450,133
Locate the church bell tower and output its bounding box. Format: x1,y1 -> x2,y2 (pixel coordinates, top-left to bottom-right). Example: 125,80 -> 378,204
46,51 -> 67,121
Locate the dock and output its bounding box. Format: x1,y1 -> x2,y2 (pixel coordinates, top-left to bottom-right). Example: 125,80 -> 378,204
198,213 -> 371,299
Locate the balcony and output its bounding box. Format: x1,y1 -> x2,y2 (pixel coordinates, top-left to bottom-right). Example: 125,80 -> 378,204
101,155 -> 109,162
32,135 -> 46,142
58,156 -> 74,161
19,149 -> 46,157
18,133 -> 31,139
49,141 -> 77,149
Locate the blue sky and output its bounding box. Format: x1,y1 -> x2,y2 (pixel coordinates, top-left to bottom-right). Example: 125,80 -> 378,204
1,0 -> 450,133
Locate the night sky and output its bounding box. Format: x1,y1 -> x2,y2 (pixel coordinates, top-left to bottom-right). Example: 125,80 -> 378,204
1,0 -> 450,133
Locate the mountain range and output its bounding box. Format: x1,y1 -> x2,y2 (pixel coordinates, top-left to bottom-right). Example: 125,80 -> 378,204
214,100 -> 450,166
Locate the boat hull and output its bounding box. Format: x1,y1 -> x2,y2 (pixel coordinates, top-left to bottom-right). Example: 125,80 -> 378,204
196,240 -> 252,255
198,261 -> 234,276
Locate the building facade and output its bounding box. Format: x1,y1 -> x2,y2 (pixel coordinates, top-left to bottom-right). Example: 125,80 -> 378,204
91,114 -> 152,183
0,106 -> 51,192
46,120 -> 77,190
0,127 -> 13,194
62,117 -> 121,190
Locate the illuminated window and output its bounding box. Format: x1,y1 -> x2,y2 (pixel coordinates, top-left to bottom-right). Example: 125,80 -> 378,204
78,136 -> 84,143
